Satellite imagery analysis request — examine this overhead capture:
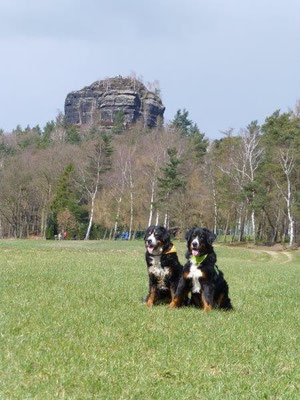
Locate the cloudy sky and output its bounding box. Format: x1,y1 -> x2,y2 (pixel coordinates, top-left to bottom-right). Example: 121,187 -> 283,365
1,0 -> 300,138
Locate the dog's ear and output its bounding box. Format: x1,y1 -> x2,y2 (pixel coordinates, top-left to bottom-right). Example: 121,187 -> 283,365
144,226 -> 153,240
161,227 -> 171,243
203,228 -> 216,245
185,228 -> 194,242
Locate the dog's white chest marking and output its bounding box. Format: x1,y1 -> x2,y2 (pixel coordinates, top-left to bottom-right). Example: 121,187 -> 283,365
188,262 -> 203,293
149,256 -> 169,289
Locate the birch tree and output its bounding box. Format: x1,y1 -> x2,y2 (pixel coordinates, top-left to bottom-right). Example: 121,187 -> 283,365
78,135 -> 113,240
157,147 -> 186,229
240,122 -> 264,242
276,149 -> 296,246
218,124 -> 263,242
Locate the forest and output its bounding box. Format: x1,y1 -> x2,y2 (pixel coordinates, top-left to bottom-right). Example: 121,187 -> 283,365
0,103 -> 299,246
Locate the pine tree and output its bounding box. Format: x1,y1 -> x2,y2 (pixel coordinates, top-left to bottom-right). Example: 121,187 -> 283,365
111,110 -> 125,135
171,109 -> 192,136
189,123 -> 208,160
66,125 -> 81,144
46,164 -> 87,239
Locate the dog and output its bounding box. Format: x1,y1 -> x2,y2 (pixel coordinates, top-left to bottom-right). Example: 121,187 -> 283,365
169,227 -> 232,311
144,225 -> 183,307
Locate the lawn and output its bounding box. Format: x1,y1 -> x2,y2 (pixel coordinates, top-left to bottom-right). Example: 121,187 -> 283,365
0,240 -> 299,399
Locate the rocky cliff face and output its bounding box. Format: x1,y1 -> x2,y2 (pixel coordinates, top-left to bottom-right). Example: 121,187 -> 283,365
64,77 -> 165,128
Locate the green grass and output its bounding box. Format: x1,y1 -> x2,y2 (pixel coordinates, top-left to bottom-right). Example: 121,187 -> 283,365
0,240 -> 299,399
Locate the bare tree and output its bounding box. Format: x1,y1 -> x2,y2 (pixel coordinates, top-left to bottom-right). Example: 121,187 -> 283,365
275,149 -> 295,246
77,137 -> 112,240
218,124 -> 263,242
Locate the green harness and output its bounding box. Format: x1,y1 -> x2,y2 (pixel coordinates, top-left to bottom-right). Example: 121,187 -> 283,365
190,254 -> 207,265
190,254 -> 220,276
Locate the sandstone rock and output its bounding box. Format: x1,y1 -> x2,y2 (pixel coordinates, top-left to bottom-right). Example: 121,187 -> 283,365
64,76 -> 165,128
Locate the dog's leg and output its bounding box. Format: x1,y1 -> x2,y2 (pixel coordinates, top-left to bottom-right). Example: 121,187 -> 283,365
216,293 -> 224,307
216,281 -> 233,310
146,286 -> 156,307
191,293 -> 202,308
218,293 -> 233,310
201,284 -> 214,311
170,287 -> 175,302
169,276 -> 190,308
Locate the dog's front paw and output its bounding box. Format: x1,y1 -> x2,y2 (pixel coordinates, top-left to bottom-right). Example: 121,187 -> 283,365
169,300 -> 179,308
146,299 -> 154,307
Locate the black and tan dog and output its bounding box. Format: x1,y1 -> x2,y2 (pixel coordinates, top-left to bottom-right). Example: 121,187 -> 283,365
144,225 -> 182,307
170,227 -> 232,311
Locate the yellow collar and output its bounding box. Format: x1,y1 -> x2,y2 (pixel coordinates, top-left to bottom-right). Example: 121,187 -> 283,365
164,244 -> 177,254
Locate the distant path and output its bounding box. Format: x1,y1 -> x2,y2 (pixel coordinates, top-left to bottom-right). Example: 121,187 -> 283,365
248,249 -> 292,264
281,251 -> 293,263
217,245 -> 294,264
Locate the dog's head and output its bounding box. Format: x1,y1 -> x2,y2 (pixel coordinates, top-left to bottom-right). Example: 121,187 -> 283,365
185,227 -> 216,256
144,225 -> 171,255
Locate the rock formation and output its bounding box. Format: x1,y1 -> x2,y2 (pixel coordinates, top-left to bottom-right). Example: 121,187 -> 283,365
64,76 -> 165,128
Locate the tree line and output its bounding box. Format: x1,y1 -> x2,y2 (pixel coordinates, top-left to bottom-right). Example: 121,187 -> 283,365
0,104 -> 299,246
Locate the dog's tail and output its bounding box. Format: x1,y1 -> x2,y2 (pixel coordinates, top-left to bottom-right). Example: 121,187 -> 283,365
219,295 -> 233,311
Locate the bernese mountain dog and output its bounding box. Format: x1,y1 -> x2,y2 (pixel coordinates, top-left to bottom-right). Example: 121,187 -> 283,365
169,227 -> 233,311
144,225 -> 183,307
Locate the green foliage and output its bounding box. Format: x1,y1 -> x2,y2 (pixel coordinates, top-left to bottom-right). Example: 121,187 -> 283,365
32,125 -> 42,136
66,125 -> 81,144
188,124 -> 209,160
0,141 -> 15,156
43,121 -> 55,137
111,110 -> 125,135
86,125 -> 105,140
47,164 -> 88,239
50,164 -> 76,215
101,132 -> 114,167
261,110 -> 300,147
85,135 -> 113,189
260,110 -> 300,187
172,109 -> 208,160
45,214 -> 57,239
14,124 -> 23,135
37,121 -> 55,149
171,108 -> 192,136
157,147 -> 186,220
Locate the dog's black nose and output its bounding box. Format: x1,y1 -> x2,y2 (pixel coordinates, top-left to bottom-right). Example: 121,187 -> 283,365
148,239 -> 152,245
192,242 -> 198,249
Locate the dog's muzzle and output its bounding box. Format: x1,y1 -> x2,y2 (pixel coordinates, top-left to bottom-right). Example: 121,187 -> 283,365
191,240 -> 201,256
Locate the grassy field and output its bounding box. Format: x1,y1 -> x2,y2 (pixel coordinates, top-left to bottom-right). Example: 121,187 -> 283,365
0,240 -> 299,399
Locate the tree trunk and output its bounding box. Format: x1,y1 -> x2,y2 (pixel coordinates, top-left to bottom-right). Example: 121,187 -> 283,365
155,211 -> 159,225
163,213 -> 168,228
128,171 -> 134,240
286,177 -> 295,246
148,178 -> 155,227
238,204 -> 245,242
128,189 -> 134,240
230,228 -> 235,244
251,210 -> 256,244
279,151 -> 295,246
271,208 -> 280,244
223,213 -> 230,243
113,195 -> 122,239
85,194 -> 96,240
212,186 -> 218,235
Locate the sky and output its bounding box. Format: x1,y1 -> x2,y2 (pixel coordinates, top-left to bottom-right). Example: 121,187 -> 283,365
1,0 -> 300,139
